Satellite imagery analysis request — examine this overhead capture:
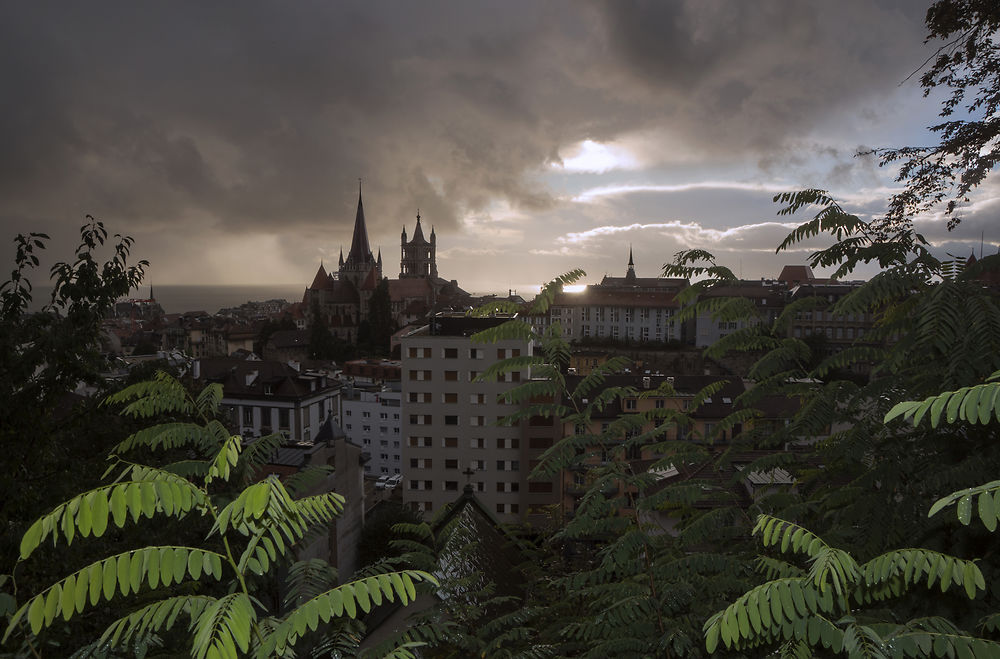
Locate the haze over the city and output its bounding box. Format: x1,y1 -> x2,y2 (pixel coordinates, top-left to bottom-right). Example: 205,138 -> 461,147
2,1 -> 998,295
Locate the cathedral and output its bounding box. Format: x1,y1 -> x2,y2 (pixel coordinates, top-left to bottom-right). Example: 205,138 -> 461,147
303,187 -> 383,342
303,187 -> 467,341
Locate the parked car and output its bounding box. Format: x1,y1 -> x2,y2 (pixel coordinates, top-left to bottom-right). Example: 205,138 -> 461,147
386,474 -> 403,489
374,474 -> 391,489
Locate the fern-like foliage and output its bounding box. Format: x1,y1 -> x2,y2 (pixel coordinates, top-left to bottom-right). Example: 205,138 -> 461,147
3,372 -> 435,657
704,515 -> 991,655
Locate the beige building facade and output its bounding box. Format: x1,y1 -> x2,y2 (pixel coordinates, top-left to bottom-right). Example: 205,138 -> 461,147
399,314 -> 559,523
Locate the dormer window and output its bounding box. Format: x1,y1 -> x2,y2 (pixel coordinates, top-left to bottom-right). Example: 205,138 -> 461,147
264,384 -> 273,395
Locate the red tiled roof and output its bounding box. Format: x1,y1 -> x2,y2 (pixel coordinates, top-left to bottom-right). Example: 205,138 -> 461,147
777,265 -> 815,285
388,278 -> 432,300
309,264 -> 333,290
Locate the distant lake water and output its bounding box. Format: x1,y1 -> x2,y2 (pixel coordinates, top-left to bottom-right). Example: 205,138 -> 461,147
24,282 -> 536,315
28,284 -> 306,315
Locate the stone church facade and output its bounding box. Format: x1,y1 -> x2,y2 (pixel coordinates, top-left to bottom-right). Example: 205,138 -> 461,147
303,190 -> 468,342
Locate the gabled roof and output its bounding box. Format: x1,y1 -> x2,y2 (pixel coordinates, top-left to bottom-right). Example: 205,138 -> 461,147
433,486 -> 525,601
310,264 -> 330,290
197,357 -> 340,399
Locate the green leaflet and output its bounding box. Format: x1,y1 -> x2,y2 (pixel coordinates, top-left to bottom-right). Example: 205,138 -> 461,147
979,492 -> 997,532
958,495 -> 973,525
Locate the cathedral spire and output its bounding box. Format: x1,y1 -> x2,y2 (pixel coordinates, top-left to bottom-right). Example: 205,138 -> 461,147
625,246 -> 636,283
346,181 -> 373,267
412,210 -> 426,242
339,246 -> 344,267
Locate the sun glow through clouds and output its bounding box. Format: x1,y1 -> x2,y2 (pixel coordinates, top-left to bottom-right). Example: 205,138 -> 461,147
555,140 -> 640,173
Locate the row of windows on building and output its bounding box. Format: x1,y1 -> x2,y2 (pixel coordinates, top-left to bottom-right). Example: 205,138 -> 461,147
364,439 -> 400,448
407,369 -> 521,382
408,500 -> 537,514
408,458 -> 521,471
240,404 -> 326,428
792,326 -> 868,339
580,325 -> 674,339
344,409 -> 400,419
344,423 -> 400,436
407,414 -> 526,426
408,347 -> 521,359
408,479 -> 553,493
795,311 -> 871,322
407,436 -> 542,449
555,307 -> 675,322
407,392 -> 511,405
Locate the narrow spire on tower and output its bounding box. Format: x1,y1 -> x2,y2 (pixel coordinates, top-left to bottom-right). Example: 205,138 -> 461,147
346,181 -> 373,266
625,245 -> 637,283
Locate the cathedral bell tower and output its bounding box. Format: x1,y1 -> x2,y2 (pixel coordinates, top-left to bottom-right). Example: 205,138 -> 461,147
399,211 -> 437,279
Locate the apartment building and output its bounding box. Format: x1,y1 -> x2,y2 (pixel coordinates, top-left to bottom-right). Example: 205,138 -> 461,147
788,281 -> 873,345
341,383 -> 402,477
557,374 -> 748,518
194,356 -> 341,443
695,280 -> 786,348
400,314 -> 560,523
550,250 -> 689,344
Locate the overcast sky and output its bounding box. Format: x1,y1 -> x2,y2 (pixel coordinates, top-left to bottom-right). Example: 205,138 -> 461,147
2,1 -> 998,295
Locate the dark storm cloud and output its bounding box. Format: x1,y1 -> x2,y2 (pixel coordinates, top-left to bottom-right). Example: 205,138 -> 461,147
0,2 -> 566,234
592,0 -> 929,154
0,0 -> 934,282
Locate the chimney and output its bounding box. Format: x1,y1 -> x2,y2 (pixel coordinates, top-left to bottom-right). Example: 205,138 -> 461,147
642,376 -> 651,389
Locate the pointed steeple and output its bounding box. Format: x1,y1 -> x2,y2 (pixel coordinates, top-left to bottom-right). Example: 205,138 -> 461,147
412,210 -> 426,242
625,246 -> 637,284
339,246 -> 344,267
346,181 -> 373,267
310,263 -> 329,289
377,247 -> 383,267
430,224 -> 436,244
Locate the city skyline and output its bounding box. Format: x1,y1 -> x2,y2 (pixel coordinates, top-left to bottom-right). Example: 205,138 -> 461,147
2,1 -> 999,295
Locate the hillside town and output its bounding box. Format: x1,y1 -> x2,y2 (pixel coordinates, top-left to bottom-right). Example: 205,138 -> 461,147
95,189 -> 905,533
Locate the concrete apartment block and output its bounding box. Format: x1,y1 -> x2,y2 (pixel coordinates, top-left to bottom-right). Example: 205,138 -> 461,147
400,314 -> 559,523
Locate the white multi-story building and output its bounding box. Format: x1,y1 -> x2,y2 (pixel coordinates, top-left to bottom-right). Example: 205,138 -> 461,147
399,314 -> 560,523
341,384 -> 402,476
550,250 -> 689,344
